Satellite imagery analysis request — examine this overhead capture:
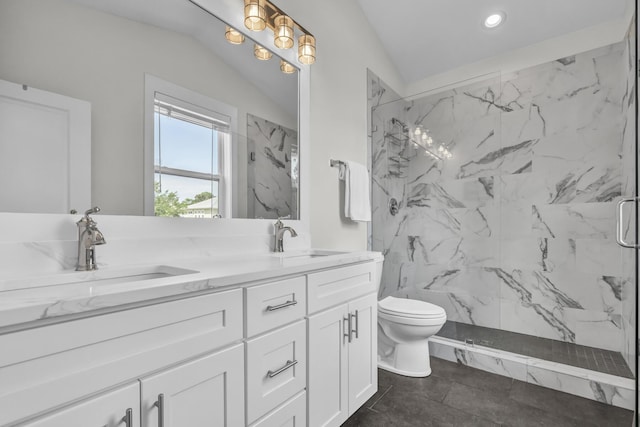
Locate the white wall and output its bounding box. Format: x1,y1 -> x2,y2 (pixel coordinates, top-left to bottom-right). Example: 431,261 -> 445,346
273,0 -> 404,250
0,0 -> 296,216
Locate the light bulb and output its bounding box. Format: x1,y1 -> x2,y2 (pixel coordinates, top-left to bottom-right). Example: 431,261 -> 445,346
484,12 -> 505,29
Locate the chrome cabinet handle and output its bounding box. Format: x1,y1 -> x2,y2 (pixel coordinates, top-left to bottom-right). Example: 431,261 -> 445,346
343,315 -> 352,343
153,394 -> 165,427
616,198 -> 639,248
267,359 -> 298,378
351,310 -> 359,340
122,408 -> 133,427
266,300 -> 297,311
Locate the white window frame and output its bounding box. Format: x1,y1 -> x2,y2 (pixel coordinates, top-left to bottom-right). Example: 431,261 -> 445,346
144,74 -> 237,218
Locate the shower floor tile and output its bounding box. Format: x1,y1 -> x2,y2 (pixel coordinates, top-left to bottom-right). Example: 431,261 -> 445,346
342,361 -> 634,427
436,321 -> 634,379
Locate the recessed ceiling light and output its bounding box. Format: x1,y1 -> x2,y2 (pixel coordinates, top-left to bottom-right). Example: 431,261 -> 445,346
484,12 -> 505,29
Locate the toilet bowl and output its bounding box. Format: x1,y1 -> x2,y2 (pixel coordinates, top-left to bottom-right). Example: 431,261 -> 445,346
377,296 -> 446,377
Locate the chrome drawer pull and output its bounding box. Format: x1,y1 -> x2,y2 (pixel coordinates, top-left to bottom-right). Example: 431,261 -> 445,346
351,310 -> 359,340
266,300 -> 297,311
267,359 -> 298,378
122,408 -> 133,427
153,394 -> 165,427
344,315 -> 352,343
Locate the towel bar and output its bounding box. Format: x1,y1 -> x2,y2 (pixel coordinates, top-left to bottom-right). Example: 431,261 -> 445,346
330,159 -> 345,168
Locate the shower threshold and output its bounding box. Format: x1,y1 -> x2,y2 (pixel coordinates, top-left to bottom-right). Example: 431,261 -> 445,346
436,321 -> 634,379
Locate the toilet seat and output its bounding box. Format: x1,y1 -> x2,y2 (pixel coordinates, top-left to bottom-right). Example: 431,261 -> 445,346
378,296 -> 446,319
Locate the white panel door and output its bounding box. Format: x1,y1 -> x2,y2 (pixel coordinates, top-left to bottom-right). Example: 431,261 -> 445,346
0,79 -> 90,213
307,304 -> 349,427
21,382 -> 139,427
347,293 -> 378,413
141,344 -> 245,427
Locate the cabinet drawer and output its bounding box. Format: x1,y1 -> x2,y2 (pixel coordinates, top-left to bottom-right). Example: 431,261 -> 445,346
246,276 -> 306,337
307,263 -> 376,314
250,391 -> 306,427
246,320 -> 306,424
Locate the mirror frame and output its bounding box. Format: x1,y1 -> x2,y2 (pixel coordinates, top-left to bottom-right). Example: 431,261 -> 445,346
182,0 -> 309,229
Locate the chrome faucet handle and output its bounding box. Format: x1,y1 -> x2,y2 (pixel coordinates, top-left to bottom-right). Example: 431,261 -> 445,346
83,206 -> 101,218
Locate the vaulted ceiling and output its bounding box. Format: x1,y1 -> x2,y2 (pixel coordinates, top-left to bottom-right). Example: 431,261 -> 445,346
356,0 -> 633,85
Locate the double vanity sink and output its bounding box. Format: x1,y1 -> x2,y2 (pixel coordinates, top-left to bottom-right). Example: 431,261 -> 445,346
0,247 -> 383,426
0,249 -> 356,332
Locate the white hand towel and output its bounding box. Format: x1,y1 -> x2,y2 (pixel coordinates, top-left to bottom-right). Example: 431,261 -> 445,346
341,161 -> 371,222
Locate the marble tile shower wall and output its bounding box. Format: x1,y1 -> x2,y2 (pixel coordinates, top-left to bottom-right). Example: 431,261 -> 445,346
247,114 -> 298,219
370,41 -> 636,359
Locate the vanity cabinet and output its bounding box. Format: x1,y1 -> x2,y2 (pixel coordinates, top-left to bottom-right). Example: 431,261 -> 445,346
307,266 -> 378,427
2,257 -> 381,427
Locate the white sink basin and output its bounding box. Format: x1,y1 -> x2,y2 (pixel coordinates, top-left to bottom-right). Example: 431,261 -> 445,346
0,265 -> 199,292
272,250 -> 347,260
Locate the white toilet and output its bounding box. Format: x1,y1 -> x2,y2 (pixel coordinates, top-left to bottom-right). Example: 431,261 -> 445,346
377,296 -> 447,377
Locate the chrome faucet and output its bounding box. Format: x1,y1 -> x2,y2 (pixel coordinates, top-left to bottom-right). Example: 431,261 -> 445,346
274,218 -> 297,252
76,207 -> 106,271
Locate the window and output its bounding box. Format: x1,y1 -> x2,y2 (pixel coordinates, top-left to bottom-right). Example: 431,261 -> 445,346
145,75 -> 237,218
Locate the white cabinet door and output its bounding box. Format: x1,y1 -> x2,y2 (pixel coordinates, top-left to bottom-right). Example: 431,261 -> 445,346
347,294 -> 378,412
21,382 -> 139,427
141,344 -> 245,427
307,304 -> 349,427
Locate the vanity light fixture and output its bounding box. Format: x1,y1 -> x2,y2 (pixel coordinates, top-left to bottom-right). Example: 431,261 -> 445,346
254,44 -> 273,60
244,0 -> 267,31
241,0 -> 316,65
298,34 -> 316,64
225,26 -> 245,44
274,15 -> 294,49
484,12 -> 505,29
280,59 -> 296,74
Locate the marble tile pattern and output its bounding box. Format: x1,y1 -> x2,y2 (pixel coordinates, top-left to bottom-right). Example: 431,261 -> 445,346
620,19 -> 637,377
429,337 -> 635,410
369,40 -> 635,355
246,113 -> 298,219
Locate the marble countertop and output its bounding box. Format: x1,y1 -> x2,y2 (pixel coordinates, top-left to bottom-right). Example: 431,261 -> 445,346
0,249 -> 382,334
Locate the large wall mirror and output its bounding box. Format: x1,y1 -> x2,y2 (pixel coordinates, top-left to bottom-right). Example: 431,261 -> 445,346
0,0 -> 301,220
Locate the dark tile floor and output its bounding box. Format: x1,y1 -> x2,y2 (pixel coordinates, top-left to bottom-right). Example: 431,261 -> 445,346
437,321 -> 634,378
342,359 -> 635,427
